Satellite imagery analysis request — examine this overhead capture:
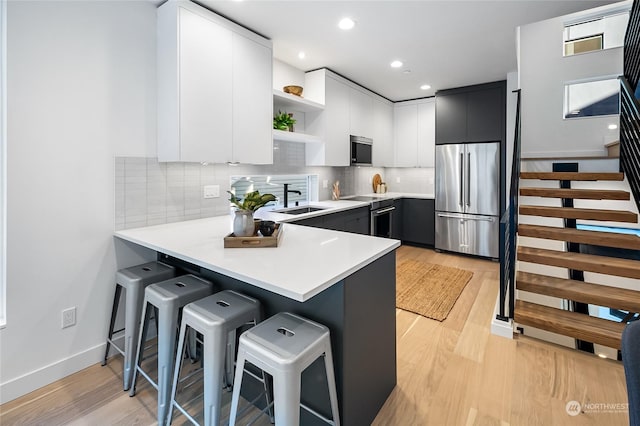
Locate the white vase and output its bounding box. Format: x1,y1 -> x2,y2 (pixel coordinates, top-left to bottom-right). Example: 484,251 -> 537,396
233,210 -> 254,237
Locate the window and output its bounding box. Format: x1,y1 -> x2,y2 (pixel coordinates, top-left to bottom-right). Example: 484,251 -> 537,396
564,77 -> 619,119
0,0 -> 6,328
563,11 -> 629,56
230,174 -> 318,209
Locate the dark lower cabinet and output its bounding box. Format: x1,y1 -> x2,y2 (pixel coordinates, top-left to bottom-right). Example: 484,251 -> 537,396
342,207 -> 370,235
391,200 -> 403,240
291,206 -> 370,235
402,198 -> 435,246
291,214 -> 325,229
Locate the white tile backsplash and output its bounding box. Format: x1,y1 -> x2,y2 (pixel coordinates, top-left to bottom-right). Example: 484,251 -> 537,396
115,149 -> 435,229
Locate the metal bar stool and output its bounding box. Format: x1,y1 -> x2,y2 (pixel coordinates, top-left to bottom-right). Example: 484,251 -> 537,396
229,312 -> 340,426
168,290 -> 270,425
103,261 -> 176,390
129,274 -> 214,426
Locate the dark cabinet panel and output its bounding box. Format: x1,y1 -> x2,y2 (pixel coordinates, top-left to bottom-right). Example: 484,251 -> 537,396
391,200 -> 403,240
343,207 -> 370,235
322,212 -> 345,231
291,215 -> 325,229
435,92 -> 467,144
467,87 -> 503,142
291,206 -> 370,235
435,81 -> 505,145
402,198 -> 435,246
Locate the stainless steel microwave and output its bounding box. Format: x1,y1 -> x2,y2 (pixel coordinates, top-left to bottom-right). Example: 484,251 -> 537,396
350,135 -> 373,166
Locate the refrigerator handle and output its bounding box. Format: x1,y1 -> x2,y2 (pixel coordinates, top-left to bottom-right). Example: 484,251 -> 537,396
466,152 -> 471,207
459,152 -> 464,206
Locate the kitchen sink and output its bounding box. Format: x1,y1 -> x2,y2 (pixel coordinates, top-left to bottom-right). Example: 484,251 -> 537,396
274,206 -> 328,215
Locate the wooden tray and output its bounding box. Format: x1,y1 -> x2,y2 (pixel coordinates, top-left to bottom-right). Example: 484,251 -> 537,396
224,224 -> 282,248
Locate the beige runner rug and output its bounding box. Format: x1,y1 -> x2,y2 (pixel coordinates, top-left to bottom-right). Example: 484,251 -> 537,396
396,259 -> 474,321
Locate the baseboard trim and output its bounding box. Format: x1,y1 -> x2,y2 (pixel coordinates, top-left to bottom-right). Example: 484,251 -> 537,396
491,294 -> 514,339
0,342 -> 105,404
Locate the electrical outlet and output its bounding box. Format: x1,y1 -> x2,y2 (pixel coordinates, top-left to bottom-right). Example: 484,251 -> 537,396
323,180 -> 328,189
62,307 -> 76,329
203,185 -> 220,199
396,177 -> 401,183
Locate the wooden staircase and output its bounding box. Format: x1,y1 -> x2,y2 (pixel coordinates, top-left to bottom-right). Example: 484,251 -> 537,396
515,171 -> 640,350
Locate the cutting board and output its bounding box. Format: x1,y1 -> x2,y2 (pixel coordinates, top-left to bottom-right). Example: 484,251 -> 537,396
372,174 -> 382,193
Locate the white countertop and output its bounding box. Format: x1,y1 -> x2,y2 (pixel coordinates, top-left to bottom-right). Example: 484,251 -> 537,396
115,216 -> 400,302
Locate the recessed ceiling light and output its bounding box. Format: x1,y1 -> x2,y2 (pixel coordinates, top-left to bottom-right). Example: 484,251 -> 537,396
608,123 -> 618,130
420,84 -> 431,90
298,51 -> 306,59
390,60 -> 403,68
338,17 -> 355,30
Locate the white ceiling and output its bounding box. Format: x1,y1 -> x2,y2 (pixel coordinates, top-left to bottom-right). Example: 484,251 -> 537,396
197,0 -> 619,101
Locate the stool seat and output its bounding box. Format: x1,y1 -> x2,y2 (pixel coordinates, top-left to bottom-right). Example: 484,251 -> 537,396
184,290 -> 261,331
130,274 -> 213,426
229,312 -> 340,426
103,261 -> 175,391
168,290 -> 267,426
242,312 -> 329,364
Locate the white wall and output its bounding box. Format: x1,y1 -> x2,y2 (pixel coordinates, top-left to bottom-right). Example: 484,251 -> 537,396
519,2 -> 628,158
0,1 -> 157,403
273,59 -> 305,92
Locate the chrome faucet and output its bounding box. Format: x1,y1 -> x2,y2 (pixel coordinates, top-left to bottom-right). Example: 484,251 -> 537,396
283,183 -> 301,208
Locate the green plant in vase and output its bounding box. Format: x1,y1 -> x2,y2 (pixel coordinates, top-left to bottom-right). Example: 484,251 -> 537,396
228,190 -> 277,237
227,190 -> 276,212
273,110 -> 296,132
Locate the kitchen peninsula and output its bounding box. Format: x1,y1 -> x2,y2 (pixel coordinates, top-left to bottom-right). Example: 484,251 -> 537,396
115,216 -> 400,425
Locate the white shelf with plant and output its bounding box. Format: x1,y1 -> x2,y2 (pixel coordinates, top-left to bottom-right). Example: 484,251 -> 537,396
272,110 -> 322,144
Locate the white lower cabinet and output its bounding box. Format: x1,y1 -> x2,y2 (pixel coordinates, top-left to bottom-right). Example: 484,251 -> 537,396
157,1 -> 272,164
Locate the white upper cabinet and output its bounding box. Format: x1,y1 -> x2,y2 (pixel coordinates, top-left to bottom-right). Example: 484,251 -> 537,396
232,33 -> 273,164
394,103 -> 418,167
393,98 -> 435,167
349,87 -> 373,138
324,76 -> 350,166
417,100 -> 435,167
304,70 -> 350,166
372,98 -> 394,167
157,1 -> 272,163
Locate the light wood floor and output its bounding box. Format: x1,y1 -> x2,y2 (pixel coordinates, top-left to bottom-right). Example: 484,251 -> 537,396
0,246 -> 630,425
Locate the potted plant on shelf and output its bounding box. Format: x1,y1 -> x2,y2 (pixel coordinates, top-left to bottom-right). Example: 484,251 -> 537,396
273,110 -> 296,132
227,190 -> 277,237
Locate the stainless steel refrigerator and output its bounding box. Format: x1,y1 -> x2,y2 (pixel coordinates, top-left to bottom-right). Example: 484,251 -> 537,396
435,142 -> 499,258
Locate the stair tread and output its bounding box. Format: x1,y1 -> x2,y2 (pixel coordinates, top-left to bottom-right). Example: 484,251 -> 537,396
519,187 -> 630,200
514,300 -> 624,349
519,205 -> 637,223
517,224 -> 640,250
520,172 -> 624,181
517,246 -> 640,279
517,271 -> 640,312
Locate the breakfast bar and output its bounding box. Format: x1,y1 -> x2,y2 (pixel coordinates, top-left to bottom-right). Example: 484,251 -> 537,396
115,216 -> 400,425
